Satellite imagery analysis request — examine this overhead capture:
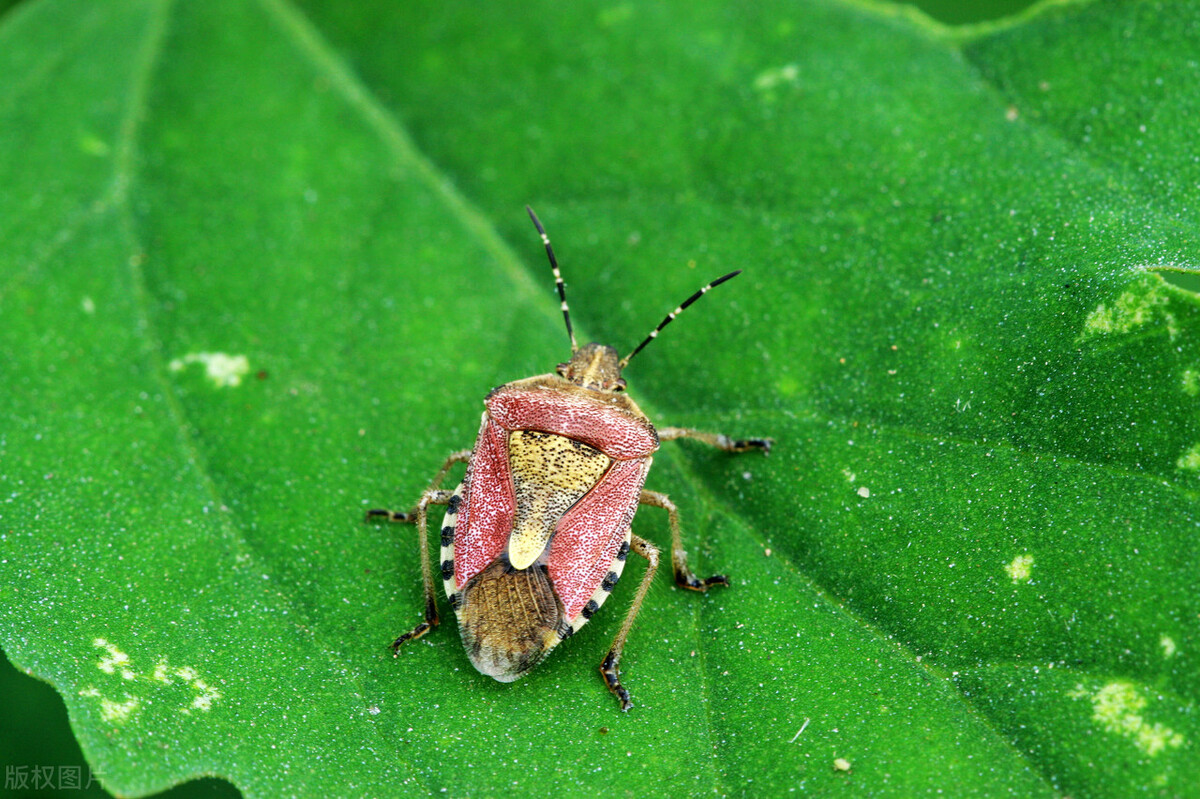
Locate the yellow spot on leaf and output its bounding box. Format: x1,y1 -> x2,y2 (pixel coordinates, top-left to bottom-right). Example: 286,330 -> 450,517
153,661 -> 174,684
79,133 -> 110,157
94,638 -> 131,676
1080,275 -> 1176,342
188,680 -> 221,712
754,63 -> 799,92
169,352 -> 251,387
1070,681 -> 1185,756
1005,554 -> 1034,583
776,374 -> 801,397
1183,369 -> 1200,397
1161,635 -> 1177,658
84,638 -> 221,720
99,696 -> 139,723
1176,443 -> 1200,472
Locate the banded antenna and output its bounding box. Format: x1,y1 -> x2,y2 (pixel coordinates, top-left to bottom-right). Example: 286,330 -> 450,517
620,270 -> 743,369
527,206 -> 578,353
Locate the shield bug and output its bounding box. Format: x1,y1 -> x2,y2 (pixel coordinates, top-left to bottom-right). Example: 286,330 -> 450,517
369,207 -> 772,710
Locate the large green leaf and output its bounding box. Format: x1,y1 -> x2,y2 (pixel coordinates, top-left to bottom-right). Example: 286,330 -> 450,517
2,0 -> 1196,796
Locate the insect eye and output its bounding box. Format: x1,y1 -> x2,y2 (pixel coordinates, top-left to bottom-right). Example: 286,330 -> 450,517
615,378 -> 627,392
556,362 -> 569,377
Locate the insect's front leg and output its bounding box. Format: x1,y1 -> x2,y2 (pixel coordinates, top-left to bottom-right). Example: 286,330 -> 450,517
639,489 -> 728,591
648,428 -> 771,589
657,427 -> 773,454
365,449 -> 472,523
366,450 -> 471,651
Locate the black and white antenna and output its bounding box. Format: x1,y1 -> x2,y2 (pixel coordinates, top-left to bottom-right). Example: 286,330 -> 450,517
620,270 -> 742,368
527,206 -> 578,353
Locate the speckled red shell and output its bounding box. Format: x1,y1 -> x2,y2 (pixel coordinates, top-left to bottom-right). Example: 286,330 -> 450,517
452,376 -> 657,624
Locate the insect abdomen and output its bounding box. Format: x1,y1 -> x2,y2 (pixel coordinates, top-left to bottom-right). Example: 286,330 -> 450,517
458,558 -> 566,682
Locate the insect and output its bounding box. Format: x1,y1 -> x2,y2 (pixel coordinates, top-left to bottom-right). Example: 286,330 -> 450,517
369,208 -> 772,710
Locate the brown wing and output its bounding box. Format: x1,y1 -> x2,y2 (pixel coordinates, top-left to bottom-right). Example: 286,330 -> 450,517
457,558 -> 565,682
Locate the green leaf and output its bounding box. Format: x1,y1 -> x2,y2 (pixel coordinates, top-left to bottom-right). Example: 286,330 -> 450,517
2,0 -> 1196,796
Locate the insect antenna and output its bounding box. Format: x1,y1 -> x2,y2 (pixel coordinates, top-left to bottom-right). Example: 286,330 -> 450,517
527,206 -> 578,354
619,270 -> 743,369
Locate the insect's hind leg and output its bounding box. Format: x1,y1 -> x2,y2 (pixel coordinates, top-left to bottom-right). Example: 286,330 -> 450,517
365,449 -> 471,651
379,487 -> 454,651
639,489 -> 728,592
600,533 -> 660,712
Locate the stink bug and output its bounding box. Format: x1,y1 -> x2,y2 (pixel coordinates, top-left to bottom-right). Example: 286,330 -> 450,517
369,208 -> 772,710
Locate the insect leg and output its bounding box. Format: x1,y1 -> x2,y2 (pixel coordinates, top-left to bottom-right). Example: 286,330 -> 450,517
365,449 -> 472,523
364,450 -> 471,652
383,487 -> 455,651
600,533 -> 660,712
657,427 -> 773,454
639,489 -> 728,592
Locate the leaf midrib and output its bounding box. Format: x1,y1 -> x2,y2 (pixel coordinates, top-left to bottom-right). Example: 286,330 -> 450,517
108,0 -> 431,794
